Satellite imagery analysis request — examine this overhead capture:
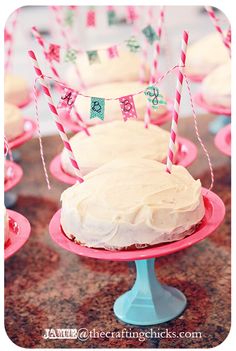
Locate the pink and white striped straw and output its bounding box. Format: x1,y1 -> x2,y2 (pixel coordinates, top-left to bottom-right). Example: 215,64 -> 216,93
205,6 -> 231,56
144,7 -> 165,128
139,6 -> 153,83
150,6 -> 165,84
28,50 -> 84,183
5,9 -> 19,72
166,31 -> 189,174
51,6 -> 85,89
31,26 -> 60,79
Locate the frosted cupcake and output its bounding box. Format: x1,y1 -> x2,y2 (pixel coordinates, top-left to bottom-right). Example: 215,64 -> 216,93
4,103 -> 24,141
61,158 -> 205,250
201,62 -> 231,109
72,81 -> 168,125
5,73 -> 30,106
66,48 -> 149,89
61,120 -> 176,176
185,32 -> 229,78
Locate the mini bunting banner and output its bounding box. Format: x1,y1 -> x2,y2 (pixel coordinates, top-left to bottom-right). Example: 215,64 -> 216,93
119,95 -> 137,121
86,9 -> 96,27
126,36 -> 140,52
87,50 -> 100,64
64,9 -> 75,27
142,25 -> 158,44
46,43 -> 60,63
108,10 -> 117,26
57,88 -> 78,112
144,85 -> 166,110
4,29 -> 12,42
64,49 -> 78,63
90,97 -> 105,120
107,45 -> 119,59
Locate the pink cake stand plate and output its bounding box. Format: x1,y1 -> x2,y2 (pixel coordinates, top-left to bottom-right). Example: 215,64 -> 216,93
49,188 -> 225,325
4,160 -> 23,192
194,93 -> 231,116
17,88 -> 41,109
8,118 -> 37,150
214,124 -> 231,157
49,136 -> 197,186
4,210 -> 31,260
185,73 -> 205,83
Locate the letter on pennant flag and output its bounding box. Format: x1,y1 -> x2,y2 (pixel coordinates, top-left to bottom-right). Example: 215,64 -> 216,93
119,95 -> 137,121
90,97 -> 105,120
46,43 -> 60,63
57,88 -> 78,112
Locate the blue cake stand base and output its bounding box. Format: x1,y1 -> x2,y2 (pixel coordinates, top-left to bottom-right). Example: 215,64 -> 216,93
114,258 -> 187,325
209,115 -> 230,134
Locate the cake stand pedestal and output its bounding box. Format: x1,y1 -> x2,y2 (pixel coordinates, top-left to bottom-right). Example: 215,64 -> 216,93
114,258 -> 186,325
49,189 -> 225,326
194,93 -> 231,134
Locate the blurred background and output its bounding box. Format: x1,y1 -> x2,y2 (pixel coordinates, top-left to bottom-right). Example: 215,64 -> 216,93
5,5 -> 229,135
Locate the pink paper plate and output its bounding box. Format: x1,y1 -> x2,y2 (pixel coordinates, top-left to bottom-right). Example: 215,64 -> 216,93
4,161 -> 23,192
50,136 -> 197,185
8,118 -> 37,150
49,188 -> 225,262
4,210 -> 31,260
194,93 -> 231,116
214,124 -> 231,157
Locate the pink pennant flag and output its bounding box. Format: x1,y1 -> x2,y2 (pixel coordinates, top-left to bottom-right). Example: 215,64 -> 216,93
126,6 -> 138,23
86,9 -> 96,27
57,88 -> 78,112
107,45 -> 119,59
46,43 -> 61,63
4,29 -> 12,42
119,95 -> 137,121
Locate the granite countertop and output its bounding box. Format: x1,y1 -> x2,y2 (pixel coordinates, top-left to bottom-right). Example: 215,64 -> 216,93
5,114 -> 231,348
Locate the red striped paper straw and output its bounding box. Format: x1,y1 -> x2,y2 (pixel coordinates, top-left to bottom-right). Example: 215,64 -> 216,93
31,26 -> 60,79
150,6 -> 165,83
166,31 -> 189,174
28,50 -> 84,183
205,6 -> 231,56
5,9 -> 19,72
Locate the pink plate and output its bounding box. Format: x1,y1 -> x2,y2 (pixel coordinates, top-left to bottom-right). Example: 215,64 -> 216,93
194,93 -> 231,116
17,88 -> 41,109
8,118 -> 37,150
214,124 -> 231,157
50,136 -> 197,185
185,73 -> 205,83
4,161 -> 23,192
49,188 -> 225,261
4,210 -> 31,260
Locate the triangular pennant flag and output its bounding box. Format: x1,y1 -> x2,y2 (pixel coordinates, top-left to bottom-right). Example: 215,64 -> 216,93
87,50 -> 100,64
107,45 -> 119,59
119,95 -> 137,121
107,10 -> 117,25
86,8 -> 96,27
125,36 -> 140,52
57,87 -> 78,112
64,9 -> 75,27
46,43 -> 60,63
90,97 -> 105,120
144,85 -> 167,110
142,25 -> 158,44
64,49 -> 78,63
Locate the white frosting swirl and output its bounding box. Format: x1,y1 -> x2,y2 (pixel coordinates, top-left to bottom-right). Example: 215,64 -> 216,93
61,159 -> 205,250
61,120 -> 175,176
5,73 -> 30,106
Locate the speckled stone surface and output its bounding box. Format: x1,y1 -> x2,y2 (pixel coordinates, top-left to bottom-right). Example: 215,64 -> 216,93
5,115 -> 230,348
